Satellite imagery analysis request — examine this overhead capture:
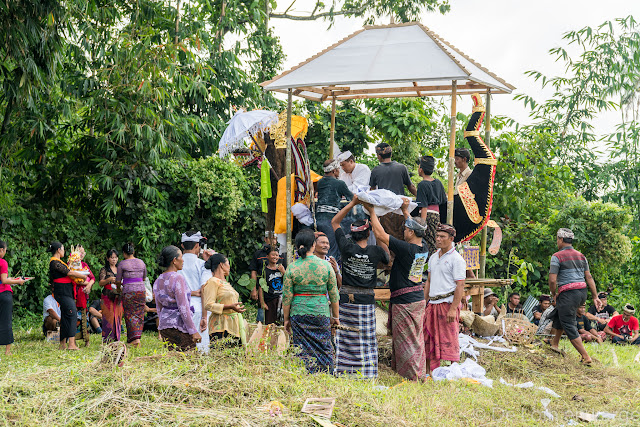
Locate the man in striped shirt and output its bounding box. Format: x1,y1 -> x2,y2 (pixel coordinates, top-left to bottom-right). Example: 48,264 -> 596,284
548,228 -> 602,365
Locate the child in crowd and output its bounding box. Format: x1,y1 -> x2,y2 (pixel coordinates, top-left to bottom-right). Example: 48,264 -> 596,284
258,246 -> 286,325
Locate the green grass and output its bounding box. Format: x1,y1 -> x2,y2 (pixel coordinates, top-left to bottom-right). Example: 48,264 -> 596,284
1,326 -> 639,426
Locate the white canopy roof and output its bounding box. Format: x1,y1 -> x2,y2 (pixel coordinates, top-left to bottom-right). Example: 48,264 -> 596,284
261,22 -> 514,101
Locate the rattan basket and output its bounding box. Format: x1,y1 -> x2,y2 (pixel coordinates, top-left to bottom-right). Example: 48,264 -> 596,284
459,310 -> 477,329
471,315 -> 500,337
501,317 -> 538,345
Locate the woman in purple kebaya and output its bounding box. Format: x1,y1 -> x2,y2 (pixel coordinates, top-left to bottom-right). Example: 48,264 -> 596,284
153,246 -> 201,351
116,242 -> 147,347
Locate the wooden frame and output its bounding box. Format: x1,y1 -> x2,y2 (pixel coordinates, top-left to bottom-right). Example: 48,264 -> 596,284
261,22 -> 513,264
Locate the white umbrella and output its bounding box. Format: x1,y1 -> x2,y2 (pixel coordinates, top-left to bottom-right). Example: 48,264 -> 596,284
218,109 -> 278,158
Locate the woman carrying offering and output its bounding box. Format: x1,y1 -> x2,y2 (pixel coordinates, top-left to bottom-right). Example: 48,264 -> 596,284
74,246 -> 95,346
0,240 -> 26,356
99,249 -> 122,343
116,242 -> 147,347
283,230 -> 340,374
201,254 -> 247,347
48,241 -> 89,350
153,246 -> 201,351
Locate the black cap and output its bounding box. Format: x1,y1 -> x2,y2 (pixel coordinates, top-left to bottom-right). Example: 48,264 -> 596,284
598,292 -> 608,299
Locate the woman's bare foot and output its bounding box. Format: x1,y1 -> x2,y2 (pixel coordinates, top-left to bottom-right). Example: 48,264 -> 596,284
129,339 -> 141,347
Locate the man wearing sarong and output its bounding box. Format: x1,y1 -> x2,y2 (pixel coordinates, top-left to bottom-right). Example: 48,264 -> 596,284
316,159 -> 353,260
363,198 -> 428,381
179,231 -> 213,353
332,197 -> 389,378
424,224 -> 466,376
548,228 -> 602,365
369,143 -> 417,271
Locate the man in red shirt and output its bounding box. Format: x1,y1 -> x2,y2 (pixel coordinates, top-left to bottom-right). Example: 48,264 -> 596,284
604,304 -> 640,345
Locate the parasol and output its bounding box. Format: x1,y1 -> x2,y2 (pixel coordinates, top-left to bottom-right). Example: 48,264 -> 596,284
218,109 -> 279,158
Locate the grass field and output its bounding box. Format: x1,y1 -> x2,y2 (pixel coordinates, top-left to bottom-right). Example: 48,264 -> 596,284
1,325 -> 639,426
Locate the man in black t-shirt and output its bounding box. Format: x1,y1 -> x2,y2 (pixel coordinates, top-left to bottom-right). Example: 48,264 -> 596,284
576,303 -> 602,343
586,292 -> 619,331
532,295 -> 551,326
362,196 -> 429,381
332,198 -> 389,378
369,143 -> 418,263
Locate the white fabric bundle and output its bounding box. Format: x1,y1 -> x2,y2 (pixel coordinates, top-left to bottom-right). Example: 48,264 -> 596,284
291,203 -> 314,226
355,189 -> 417,216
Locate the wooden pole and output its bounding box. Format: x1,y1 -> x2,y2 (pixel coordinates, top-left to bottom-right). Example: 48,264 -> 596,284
446,80 -> 457,225
286,89 -> 293,264
479,88 -> 491,278
329,96 -> 336,159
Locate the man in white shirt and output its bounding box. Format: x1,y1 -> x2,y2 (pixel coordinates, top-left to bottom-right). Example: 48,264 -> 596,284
337,151 -> 371,192
179,230 -> 213,353
43,294 -> 61,336
424,223 -> 466,376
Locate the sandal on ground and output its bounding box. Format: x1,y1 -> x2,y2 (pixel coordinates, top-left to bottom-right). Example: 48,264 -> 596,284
549,346 -> 566,357
580,358 -> 593,367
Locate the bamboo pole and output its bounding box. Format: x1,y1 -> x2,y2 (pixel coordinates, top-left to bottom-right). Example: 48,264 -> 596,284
286,89 -> 293,264
479,88 -> 491,278
329,96 -> 336,159
446,80 -> 458,225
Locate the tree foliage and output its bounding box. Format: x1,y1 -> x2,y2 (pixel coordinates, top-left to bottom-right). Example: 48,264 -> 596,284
270,0 -> 450,24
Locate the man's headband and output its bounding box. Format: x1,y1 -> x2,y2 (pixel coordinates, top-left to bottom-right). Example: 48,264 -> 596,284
323,159 -> 339,172
623,304 -> 635,315
437,223 -> 456,237
182,231 -> 204,243
351,219 -> 370,232
557,228 -> 574,239
405,218 -> 428,232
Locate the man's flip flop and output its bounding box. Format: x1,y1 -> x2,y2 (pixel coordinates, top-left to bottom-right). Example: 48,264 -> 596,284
549,347 -> 566,357
580,358 -> 593,367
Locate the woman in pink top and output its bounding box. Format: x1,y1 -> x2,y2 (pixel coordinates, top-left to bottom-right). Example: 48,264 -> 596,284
0,240 -> 26,355
116,242 -> 147,347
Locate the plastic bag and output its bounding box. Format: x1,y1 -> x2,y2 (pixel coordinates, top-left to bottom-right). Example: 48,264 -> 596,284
144,277 -> 153,303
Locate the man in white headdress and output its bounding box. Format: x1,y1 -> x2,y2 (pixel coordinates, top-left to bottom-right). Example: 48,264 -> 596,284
337,151 -> 371,193
179,230 -> 213,353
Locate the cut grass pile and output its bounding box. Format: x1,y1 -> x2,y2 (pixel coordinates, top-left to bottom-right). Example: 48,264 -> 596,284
1,327 -> 639,426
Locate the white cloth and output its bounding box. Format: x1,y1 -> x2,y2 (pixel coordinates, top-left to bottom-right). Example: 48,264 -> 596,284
43,295 -> 61,321
339,163 -> 371,193
291,203 -> 314,226
427,245 -> 466,304
432,358 -> 493,388
355,189 -> 417,217
179,253 -> 213,353
181,231 -> 203,242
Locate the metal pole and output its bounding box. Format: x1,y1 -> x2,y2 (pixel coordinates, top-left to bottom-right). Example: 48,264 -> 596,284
479,88 -> 491,278
329,96 -> 336,159
286,89 -> 293,264
446,80 -> 458,225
